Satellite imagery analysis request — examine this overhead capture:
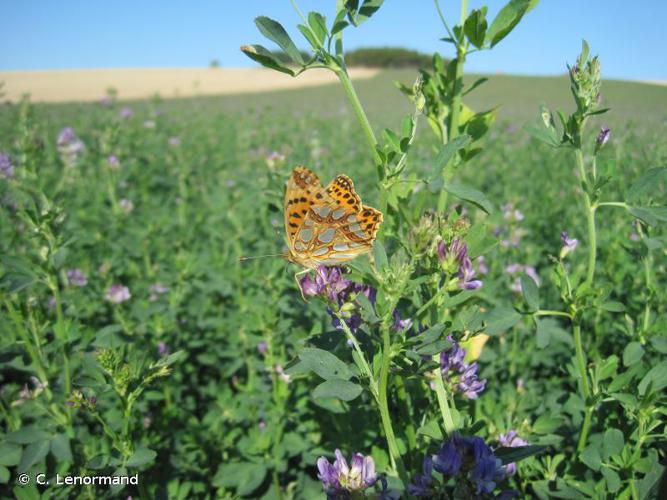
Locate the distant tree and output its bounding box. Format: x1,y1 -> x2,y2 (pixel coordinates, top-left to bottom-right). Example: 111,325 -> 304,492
345,47 -> 435,68
210,59 -> 220,68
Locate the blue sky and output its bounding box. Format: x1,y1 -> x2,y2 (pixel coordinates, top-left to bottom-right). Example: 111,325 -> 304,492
1,0 -> 666,80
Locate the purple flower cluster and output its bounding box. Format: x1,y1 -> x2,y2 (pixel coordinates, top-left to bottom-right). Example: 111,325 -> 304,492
437,238 -> 483,290
300,266 -> 375,334
497,431 -> 528,476
501,203 -> 524,222
66,268 -> 88,287
105,284 -> 131,304
0,152 -> 14,179
57,127 -> 86,165
440,336 -> 486,399
317,449 -> 377,497
410,435 -> 515,497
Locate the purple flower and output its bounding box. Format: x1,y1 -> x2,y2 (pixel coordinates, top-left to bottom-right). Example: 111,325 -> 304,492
502,203 -> 524,222
66,269 -> 88,287
57,127 -> 86,164
0,152 -> 14,179
438,238 -> 484,290
168,136 -> 181,147
317,449 -> 376,496
119,107 -> 133,119
596,126 -> 610,148
150,283 -> 168,294
560,231 -> 578,257
105,284 -> 131,304
497,431 -> 528,476
157,342 -> 169,357
100,95 -> 113,107
477,255 -> 488,275
408,456 -> 434,497
107,154 -> 120,170
392,309 -> 413,333
257,341 -> 268,355
433,435 -> 506,495
440,336 -> 486,399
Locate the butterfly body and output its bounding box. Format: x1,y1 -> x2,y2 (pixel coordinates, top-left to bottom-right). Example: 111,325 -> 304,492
284,167 -> 383,272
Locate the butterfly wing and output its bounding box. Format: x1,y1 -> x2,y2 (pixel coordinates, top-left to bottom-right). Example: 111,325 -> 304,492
284,166 -> 327,246
285,169 -> 383,268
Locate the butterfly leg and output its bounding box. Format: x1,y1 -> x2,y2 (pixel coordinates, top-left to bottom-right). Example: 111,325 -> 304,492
294,268 -> 311,302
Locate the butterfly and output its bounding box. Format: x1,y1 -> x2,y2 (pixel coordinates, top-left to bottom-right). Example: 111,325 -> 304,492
283,166 -> 383,294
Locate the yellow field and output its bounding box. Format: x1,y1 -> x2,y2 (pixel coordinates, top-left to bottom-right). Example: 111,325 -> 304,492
0,67 -> 380,103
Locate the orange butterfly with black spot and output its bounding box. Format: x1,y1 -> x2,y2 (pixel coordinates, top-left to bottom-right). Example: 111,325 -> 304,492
283,166 -> 383,285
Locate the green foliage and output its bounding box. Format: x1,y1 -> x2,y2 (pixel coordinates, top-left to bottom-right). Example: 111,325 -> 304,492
345,47 -> 434,68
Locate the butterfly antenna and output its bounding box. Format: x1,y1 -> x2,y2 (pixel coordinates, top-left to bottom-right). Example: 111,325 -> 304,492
239,253 -> 282,263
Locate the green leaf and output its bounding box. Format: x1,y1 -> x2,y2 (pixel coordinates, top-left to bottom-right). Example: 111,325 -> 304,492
415,339 -> 451,356
600,301 -> 625,312
484,306 -> 521,335
535,318 -> 550,349
434,135 -> 472,170
638,361 -> 667,395
532,414 -> 564,434
580,445 -> 601,471
6,426 -> 51,445
0,443 -> 22,466
50,434 -> 72,462
255,17 -> 304,65
523,120 -> 561,147
443,182 -> 494,214
464,8 -> 488,49
345,0 -> 385,27
313,379 -> 362,401
126,447 -> 157,468
307,12 -> 327,45
18,440 -> 50,473
627,167 -> 667,202
598,355 -> 619,380
0,466 -> 8,484
485,0 -> 534,47
638,460 -> 664,499
495,445 -> 546,464
417,419 -> 443,440
240,44 -> 295,76
298,347 -> 353,381
373,240 -> 388,273
520,274 -> 539,311
214,462 -> 267,496
463,77 -> 489,96
628,206 -> 667,226
622,342 -> 644,367
601,466 -> 621,493
602,428 -> 624,459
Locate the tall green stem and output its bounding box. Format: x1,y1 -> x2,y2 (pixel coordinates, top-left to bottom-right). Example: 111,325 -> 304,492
335,68 -> 386,216
575,149 -> 597,288
378,323 -> 409,487
433,368 -> 457,435
437,0 -> 468,212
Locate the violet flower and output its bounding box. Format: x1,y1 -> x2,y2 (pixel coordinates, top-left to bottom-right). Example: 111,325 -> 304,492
560,231 -> 579,258
105,284 -> 131,304
317,449 -> 376,497
440,336 -> 486,399
66,269 -> 88,287
408,456 -> 434,497
107,154 -> 120,170
257,341 -> 268,355
57,127 -> 86,165
157,342 -> 169,357
432,435 -> 506,495
0,152 -> 14,179
596,126 -> 610,148
438,238 -> 484,290
497,431 -> 528,476
119,107 -> 133,119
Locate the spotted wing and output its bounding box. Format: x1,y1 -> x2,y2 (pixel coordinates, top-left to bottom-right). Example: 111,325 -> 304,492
291,174 -> 383,266
284,166 -> 327,246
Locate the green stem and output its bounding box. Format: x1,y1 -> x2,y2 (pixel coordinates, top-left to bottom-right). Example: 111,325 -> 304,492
596,201 -> 628,208
378,322 -> 409,487
577,405 -> 593,452
335,313 -> 377,398
395,376 -> 417,454
575,149 -> 597,288
437,0 -> 468,212
572,322 -> 590,400
433,366 -> 456,435
535,309 -> 572,319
